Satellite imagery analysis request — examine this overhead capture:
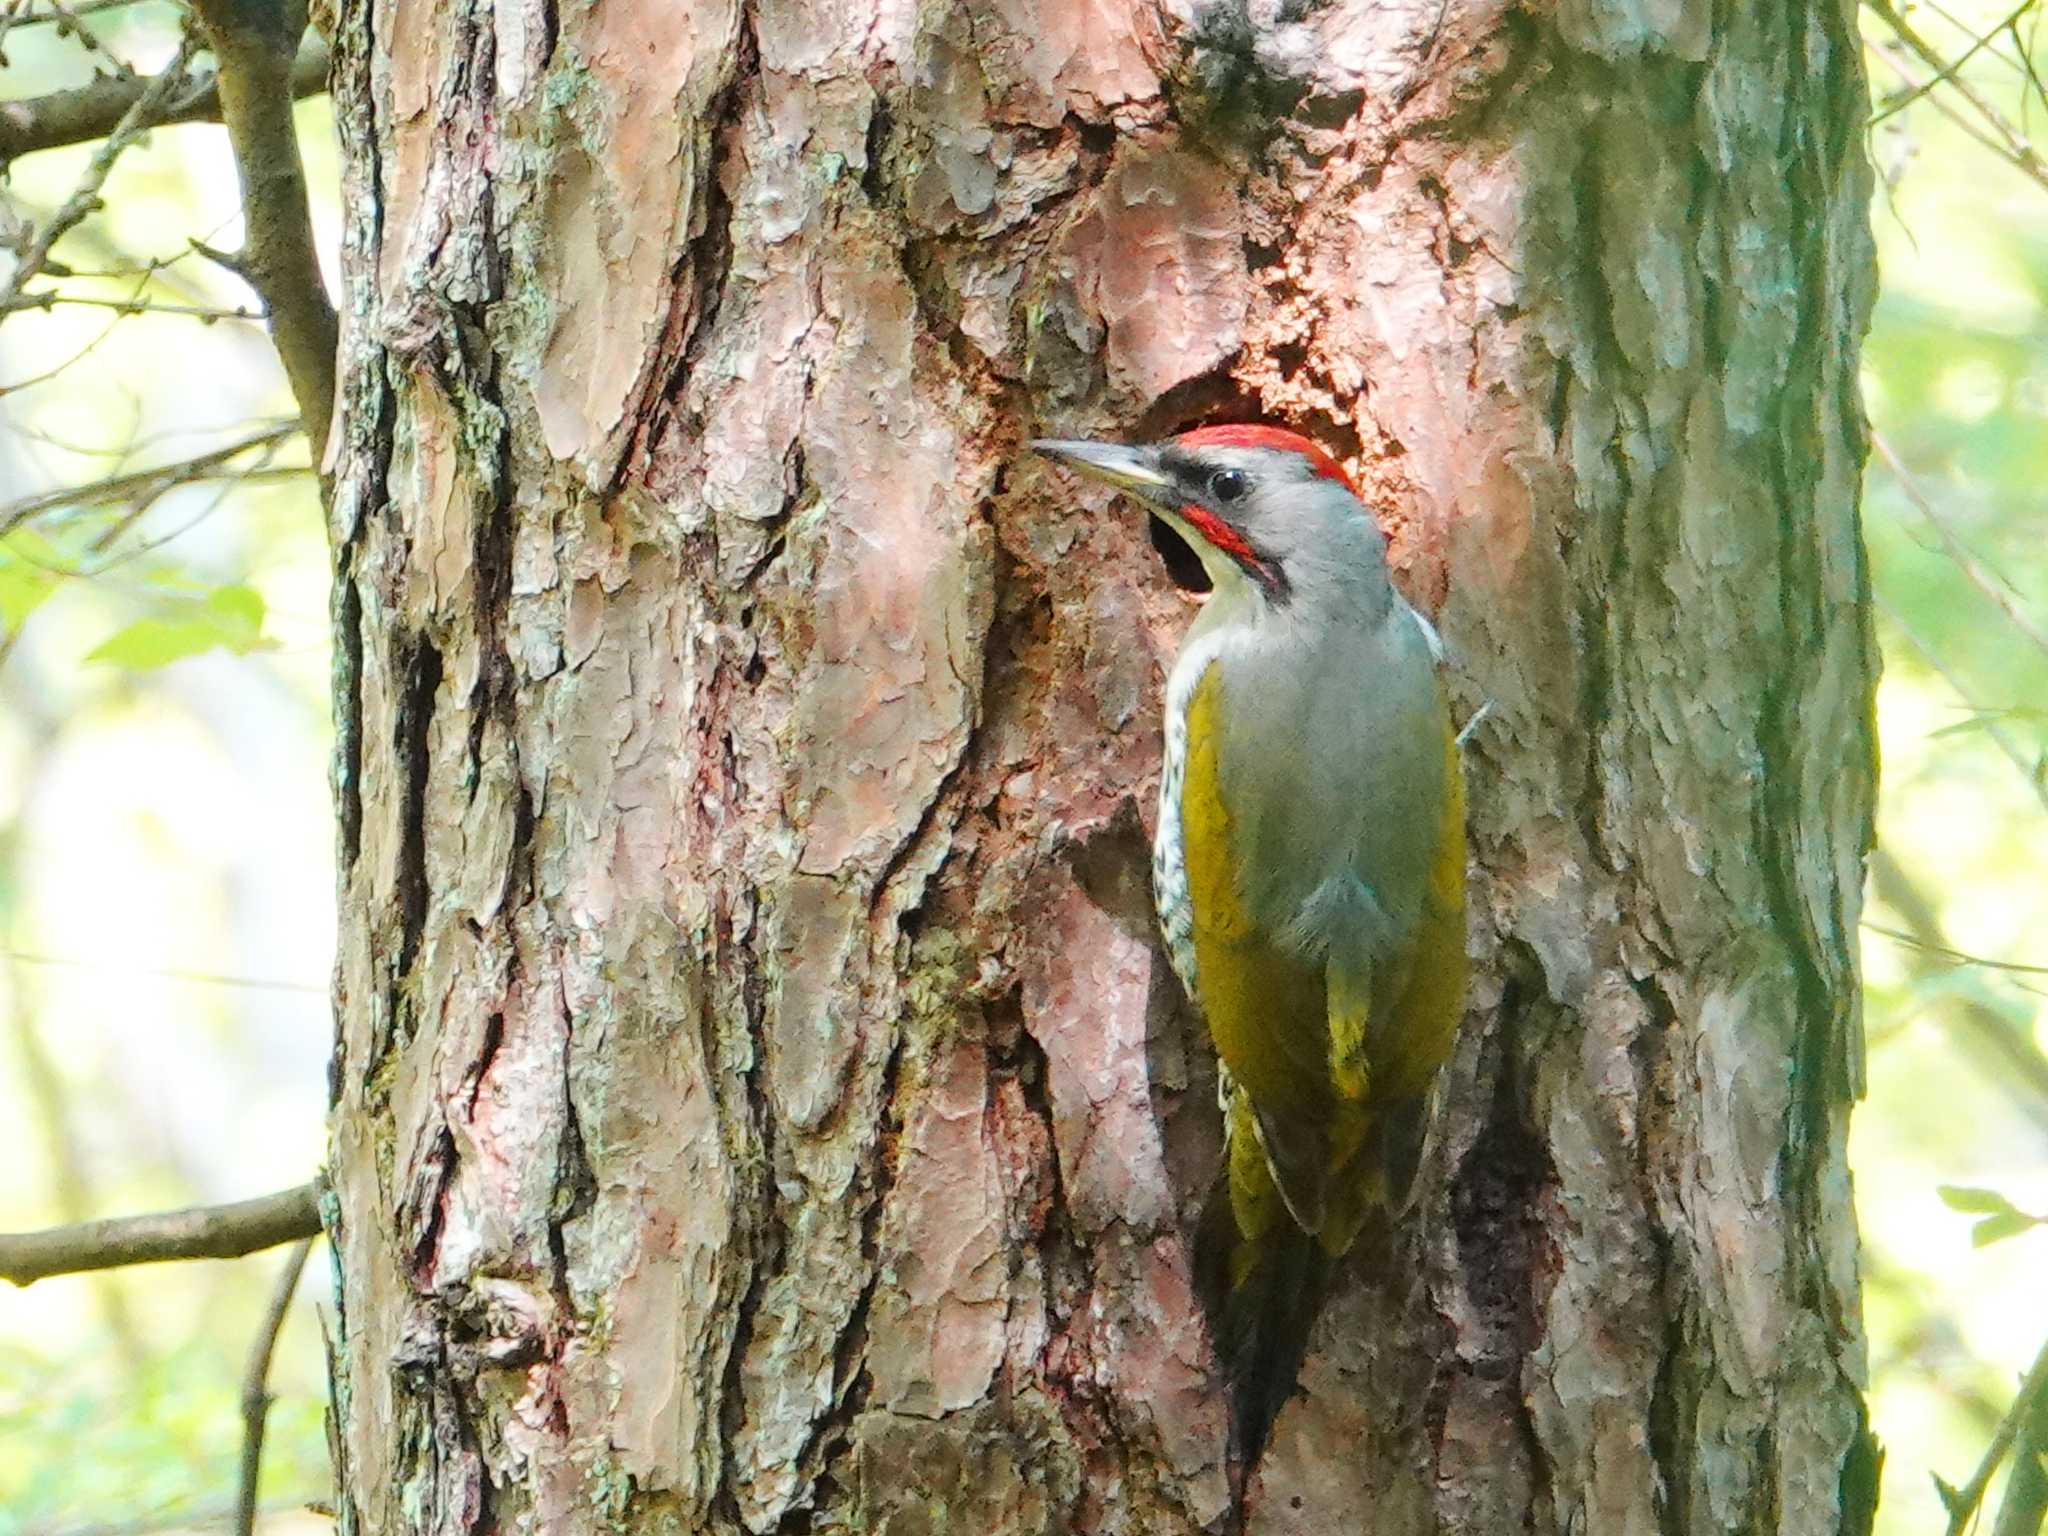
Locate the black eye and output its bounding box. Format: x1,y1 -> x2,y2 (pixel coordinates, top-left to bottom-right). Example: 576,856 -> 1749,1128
1208,468 -> 1248,502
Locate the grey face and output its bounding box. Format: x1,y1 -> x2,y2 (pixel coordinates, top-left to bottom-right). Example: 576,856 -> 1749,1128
1033,438 -> 1371,604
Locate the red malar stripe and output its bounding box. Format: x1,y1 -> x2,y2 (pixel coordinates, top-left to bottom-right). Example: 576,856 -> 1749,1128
1179,503 -> 1260,566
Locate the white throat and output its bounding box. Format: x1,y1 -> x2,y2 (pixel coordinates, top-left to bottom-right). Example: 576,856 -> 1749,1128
1152,614 -> 1252,1001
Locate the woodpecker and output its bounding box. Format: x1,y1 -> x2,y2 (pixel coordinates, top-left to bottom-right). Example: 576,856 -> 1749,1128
1034,424 -> 1467,1447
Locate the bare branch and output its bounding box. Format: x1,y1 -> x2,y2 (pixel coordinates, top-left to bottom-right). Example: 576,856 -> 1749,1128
1991,1359 -> 2048,1536
1868,0 -> 2048,192
1871,39 -> 2048,191
1944,1333 -> 2048,1536
0,421 -> 299,537
0,35 -> 329,164
185,0 -> 338,451
0,29 -> 201,311
1869,0 -> 2036,128
0,1182 -> 323,1287
235,1238 -> 314,1536
1923,0 -> 2035,75
3,289 -> 261,321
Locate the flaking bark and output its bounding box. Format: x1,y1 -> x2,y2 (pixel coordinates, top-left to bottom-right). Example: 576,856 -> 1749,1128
324,0 -> 1880,1532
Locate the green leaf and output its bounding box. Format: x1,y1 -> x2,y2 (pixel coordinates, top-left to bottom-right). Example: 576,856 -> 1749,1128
1971,1210 -> 2041,1248
0,527 -> 68,627
88,619 -> 210,669
200,582 -> 265,638
1938,1184 -> 2017,1215
85,584 -> 270,670
0,559 -> 57,628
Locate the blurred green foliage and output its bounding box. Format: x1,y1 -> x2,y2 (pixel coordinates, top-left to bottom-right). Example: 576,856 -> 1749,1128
1,5 -> 335,1531
1859,3 -> 2048,1529
0,1319 -> 331,1534
86,582 -> 271,670
0,1 -> 2046,1533
1936,1185 -> 2046,1248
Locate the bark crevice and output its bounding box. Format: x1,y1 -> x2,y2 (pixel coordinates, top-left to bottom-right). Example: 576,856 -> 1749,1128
393,633 -> 443,978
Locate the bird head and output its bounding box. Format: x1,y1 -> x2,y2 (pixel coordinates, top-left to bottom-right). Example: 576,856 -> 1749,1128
1033,424 -> 1392,615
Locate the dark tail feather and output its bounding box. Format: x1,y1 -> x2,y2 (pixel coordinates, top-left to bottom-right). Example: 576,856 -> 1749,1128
1194,1169 -> 1331,1464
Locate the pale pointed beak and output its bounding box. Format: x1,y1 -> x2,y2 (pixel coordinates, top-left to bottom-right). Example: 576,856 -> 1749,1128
1031,439 -> 1177,507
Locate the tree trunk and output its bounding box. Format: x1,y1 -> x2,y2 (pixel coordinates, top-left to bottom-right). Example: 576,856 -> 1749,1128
322,0 -> 1881,1532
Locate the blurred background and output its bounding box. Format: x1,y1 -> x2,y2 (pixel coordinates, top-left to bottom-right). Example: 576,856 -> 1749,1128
2,3 -> 2045,1531
1,5 -> 335,1529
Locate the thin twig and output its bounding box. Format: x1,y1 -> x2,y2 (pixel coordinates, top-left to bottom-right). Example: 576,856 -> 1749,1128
5,411 -> 245,460
1946,1333 -> 2048,1536
1870,0 -> 2036,128
1925,0 -> 2034,74
76,412 -> 291,553
31,0 -> 127,52
3,290 -> 261,321
0,1181 -> 323,1287
2,466 -> 311,578
44,251 -> 223,284
1876,596 -> 2048,819
1865,922 -> 2048,977
30,0 -> 132,72
0,277 -> 139,397
9,0 -> 158,25
0,947 -> 325,994
234,1238 -> 314,1536
2015,14 -> 2048,136
84,457 -> 309,573
0,421 -> 299,537
1888,53 -> 2048,186
1869,0 -> 2048,189
0,35 -> 330,163
20,208 -> 249,309
1872,431 -> 2048,664
1869,847 -> 2048,1127
0,29 -> 200,311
